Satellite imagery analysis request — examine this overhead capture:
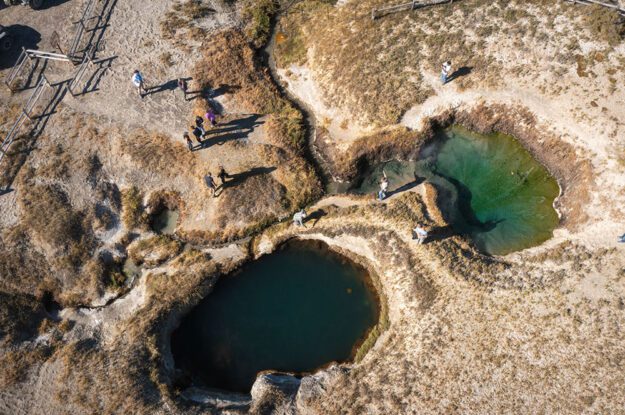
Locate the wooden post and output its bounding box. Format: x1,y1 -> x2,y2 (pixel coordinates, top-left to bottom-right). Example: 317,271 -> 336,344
371,8 -> 376,20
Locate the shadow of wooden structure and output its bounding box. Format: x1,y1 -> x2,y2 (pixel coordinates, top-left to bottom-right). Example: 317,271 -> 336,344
371,0 -> 453,20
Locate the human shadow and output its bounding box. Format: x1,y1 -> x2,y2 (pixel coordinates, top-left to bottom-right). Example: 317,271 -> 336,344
144,79 -> 178,96
176,77 -> 205,101
215,166 -> 277,196
448,66 -> 472,83
421,225 -> 456,243
386,174 -> 425,198
210,83 -> 241,98
198,114 -> 264,150
0,24 -> 41,71
306,209 -> 328,228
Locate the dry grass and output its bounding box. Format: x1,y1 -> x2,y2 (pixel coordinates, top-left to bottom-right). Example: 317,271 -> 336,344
275,0 -> 624,126
120,130 -> 197,177
128,235 -> 183,267
121,186 -> 148,230
0,345 -> 53,388
160,0 -> 213,41
242,0 -> 278,48
191,29 -> 309,153
583,5 -> 625,46
215,173 -> 287,240
0,292 -> 48,345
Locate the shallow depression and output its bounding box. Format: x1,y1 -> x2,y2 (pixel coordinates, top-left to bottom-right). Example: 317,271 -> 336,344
354,126 -> 560,255
171,239 -> 380,393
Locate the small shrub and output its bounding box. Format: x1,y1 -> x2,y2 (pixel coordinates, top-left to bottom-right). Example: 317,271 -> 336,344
121,186 -> 147,230
242,0 -> 278,48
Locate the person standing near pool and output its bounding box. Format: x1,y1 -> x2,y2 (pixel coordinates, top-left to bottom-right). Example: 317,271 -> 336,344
441,61 -> 452,84
293,209 -> 307,227
378,171 -> 389,201
412,223 -> 429,244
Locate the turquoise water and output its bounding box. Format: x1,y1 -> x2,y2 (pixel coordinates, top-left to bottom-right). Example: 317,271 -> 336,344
171,240 -> 379,393
353,126 -> 560,255
433,126 -> 560,255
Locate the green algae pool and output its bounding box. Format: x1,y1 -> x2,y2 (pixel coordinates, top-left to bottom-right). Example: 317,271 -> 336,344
353,126 -> 560,255
171,240 -> 379,393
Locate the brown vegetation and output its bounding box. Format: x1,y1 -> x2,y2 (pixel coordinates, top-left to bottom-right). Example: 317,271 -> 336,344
129,235 -> 184,267
275,0 -> 625,126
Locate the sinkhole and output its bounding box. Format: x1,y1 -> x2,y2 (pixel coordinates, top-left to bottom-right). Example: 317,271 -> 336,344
151,208 -> 179,235
171,239 -> 380,393
353,126 -> 560,255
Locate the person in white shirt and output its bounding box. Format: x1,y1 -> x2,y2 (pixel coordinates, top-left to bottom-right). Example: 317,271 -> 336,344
378,170 -> 389,201
132,70 -> 146,97
412,223 -> 429,244
441,61 -> 452,84
293,210 -> 307,227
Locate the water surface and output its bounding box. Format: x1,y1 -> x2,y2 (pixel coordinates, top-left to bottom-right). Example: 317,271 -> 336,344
432,126 -> 560,255
171,240 -> 379,393
352,126 -> 560,255
151,209 -> 179,234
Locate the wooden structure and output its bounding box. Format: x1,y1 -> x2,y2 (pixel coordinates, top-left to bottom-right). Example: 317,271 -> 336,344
0,76 -> 52,168
372,0 -> 453,20
68,0 -> 99,61
4,48 -> 72,91
563,0 -> 625,15
0,0 -> 116,191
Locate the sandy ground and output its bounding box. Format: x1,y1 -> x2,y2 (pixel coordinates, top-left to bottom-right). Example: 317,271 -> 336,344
1,0 -> 625,414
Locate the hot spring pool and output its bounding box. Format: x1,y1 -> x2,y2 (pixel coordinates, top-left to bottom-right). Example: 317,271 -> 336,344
171,240 -> 380,393
353,126 -> 560,255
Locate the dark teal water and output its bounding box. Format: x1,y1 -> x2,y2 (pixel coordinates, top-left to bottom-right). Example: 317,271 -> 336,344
171,240 -> 379,393
353,126 -> 560,255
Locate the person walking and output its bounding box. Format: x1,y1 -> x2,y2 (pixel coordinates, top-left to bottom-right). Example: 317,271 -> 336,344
204,172 -> 217,196
441,61 -> 452,84
378,170 -> 389,201
293,209 -> 307,227
205,109 -> 217,127
217,166 -> 229,187
178,78 -> 188,101
195,116 -> 206,137
191,125 -> 203,145
184,132 -> 194,151
412,223 -> 429,244
132,70 -> 146,97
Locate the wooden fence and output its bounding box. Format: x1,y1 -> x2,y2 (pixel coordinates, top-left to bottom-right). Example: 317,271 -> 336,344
372,0 -> 453,20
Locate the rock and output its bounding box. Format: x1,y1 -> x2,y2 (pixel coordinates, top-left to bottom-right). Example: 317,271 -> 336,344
250,372 -> 301,415
296,365 -> 349,413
